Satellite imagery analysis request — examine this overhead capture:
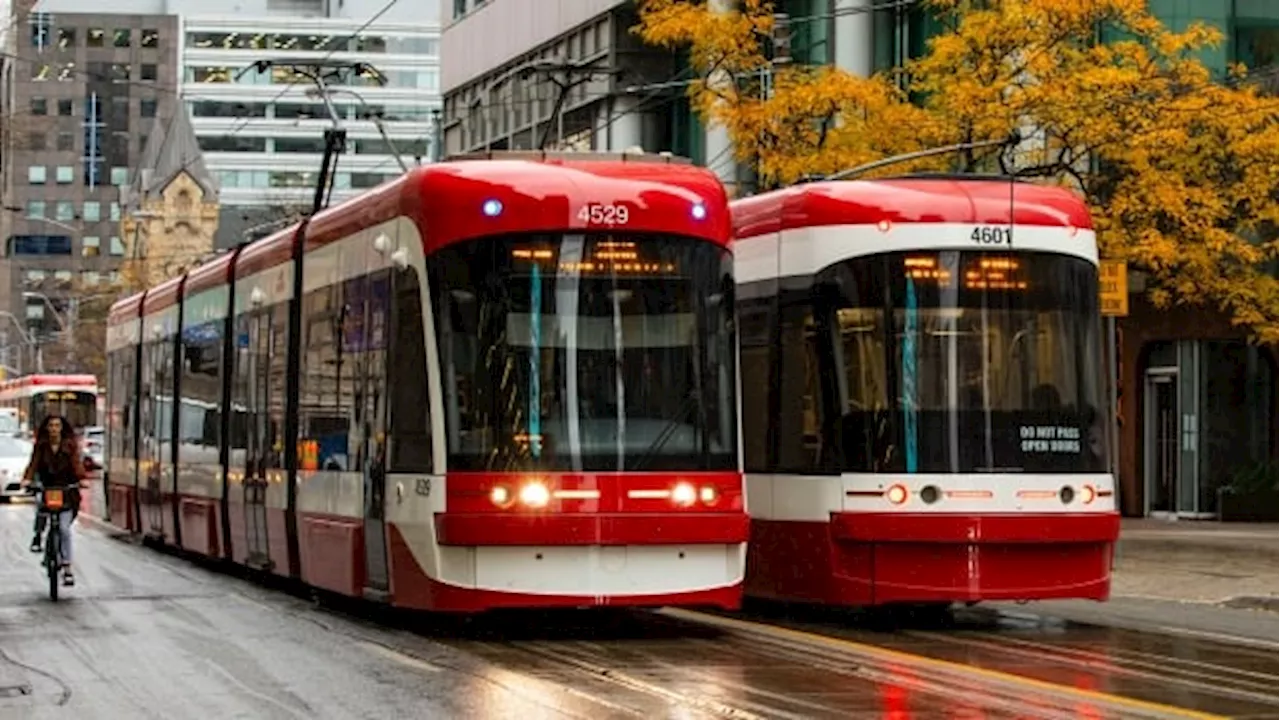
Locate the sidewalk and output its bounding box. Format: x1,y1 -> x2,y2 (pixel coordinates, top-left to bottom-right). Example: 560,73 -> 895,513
1117,517 -> 1278,561
1111,518 -> 1278,610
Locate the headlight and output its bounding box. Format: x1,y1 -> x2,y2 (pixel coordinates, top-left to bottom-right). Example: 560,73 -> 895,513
698,485 -> 718,505
519,481 -> 550,509
672,482 -> 696,507
885,484 -> 909,505
490,485 -> 514,508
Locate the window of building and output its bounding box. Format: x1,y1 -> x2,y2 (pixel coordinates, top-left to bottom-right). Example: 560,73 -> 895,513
141,99 -> 158,118
87,28 -> 105,47
31,64 -> 52,81
387,36 -> 438,55
351,172 -> 389,188
269,170 -> 315,188
57,28 -> 75,49
30,98 -> 47,115
141,28 -> 159,48
56,133 -> 74,152
82,236 -> 101,257
108,270 -> 121,285
28,133 -> 46,150
55,201 -> 75,221
192,100 -> 268,118
141,64 -> 157,81
57,99 -> 73,116
55,166 -> 74,184
110,236 -> 125,256
274,137 -> 327,153
110,203 -> 121,222
187,66 -> 234,83
453,0 -> 467,19
110,64 -> 130,82
54,270 -> 72,284
28,166 -> 47,184
113,29 -> 131,47
24,271 -> 47,288
30,12 -> 52,49
187,32 -> 267,50
110,167 -> 129,186
356,36 -> 386,53
82,270 -> 100,286
57,64 -> 75,82
27,201 -> 45,218
82,201 -> 101,222
197,136 -> 267,152
12,236 -> 71,256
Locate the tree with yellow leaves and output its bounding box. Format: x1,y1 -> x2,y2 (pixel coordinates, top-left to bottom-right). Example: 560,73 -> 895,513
635,0 -> 1279,342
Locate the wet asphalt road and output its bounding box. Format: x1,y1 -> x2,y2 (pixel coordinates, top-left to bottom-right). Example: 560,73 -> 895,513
0,504 -> 1275,719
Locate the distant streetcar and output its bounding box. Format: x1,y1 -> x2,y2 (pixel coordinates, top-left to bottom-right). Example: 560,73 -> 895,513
0,374 -> 100,435
105,151 -> 747,612
732,175 -> 1120,608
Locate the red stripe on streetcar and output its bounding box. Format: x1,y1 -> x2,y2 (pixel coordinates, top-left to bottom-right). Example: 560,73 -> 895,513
830,512 -> 1121,544
435,513 -> 750,546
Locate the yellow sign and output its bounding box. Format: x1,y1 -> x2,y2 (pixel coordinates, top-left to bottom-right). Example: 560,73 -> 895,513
1099,260 -> 1129,317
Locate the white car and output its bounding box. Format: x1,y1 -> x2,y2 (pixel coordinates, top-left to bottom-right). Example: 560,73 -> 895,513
82,426 -> 105,474
0,435 -> 34,502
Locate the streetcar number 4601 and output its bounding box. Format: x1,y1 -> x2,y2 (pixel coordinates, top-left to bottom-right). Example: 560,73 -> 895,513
578,203 -> 630,226
971,226 -> 1013,245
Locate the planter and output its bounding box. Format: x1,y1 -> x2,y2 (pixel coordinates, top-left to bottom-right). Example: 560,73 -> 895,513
1217,488 -> 1280,522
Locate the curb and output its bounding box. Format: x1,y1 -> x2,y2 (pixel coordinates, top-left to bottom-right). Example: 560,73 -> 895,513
1219,595 -> 1280,613
1116,535 -> 1279,565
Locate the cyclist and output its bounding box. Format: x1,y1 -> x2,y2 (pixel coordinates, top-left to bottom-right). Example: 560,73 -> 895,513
21,415 -> 86,586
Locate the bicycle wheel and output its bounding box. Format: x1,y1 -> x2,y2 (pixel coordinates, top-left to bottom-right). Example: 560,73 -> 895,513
46,530 -> 59,602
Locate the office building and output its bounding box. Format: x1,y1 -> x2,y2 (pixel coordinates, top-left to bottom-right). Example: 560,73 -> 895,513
1,0 -> 442,363
0,5 -> 180,359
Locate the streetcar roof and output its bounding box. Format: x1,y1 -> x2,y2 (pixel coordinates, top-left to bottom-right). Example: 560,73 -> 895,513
142,275 -> 184,315
731,177 -> 1093,239
110,158 -> 731,325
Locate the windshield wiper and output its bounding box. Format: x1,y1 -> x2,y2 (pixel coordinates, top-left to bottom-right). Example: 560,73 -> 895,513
630,391 -> 699,471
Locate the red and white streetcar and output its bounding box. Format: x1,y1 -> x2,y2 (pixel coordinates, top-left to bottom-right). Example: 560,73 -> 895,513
105,151 -> 748,612
0,373 -> 100,435
732,175 -> 1120,607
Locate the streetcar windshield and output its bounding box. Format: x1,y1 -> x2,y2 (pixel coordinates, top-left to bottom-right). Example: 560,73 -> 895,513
819,250 -> 1107,473
32,390 -> 98,431
430,233 -> 737,472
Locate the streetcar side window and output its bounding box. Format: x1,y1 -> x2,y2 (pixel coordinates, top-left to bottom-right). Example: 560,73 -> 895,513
774,291 -> 830,475
299,282 -> 348,472
737,287 -> 774,474
388,267 -> 433,473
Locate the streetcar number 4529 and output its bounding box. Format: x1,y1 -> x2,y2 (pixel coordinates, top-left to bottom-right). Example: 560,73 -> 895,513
578,203 -> 630,226
971,226 -> 1013,245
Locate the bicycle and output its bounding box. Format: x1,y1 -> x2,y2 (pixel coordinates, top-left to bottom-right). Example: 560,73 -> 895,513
33,484 -> 77,601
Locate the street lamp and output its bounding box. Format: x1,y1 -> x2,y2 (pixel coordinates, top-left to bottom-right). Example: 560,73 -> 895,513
23,291 -> 70,332
0,310 -> 38,374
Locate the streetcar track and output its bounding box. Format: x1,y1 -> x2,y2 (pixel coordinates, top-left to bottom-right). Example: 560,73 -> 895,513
911,627 -> 1280,691
668,609 -> 1235,720
66,518 -> 1272,719
905,629 -> 1279,701
676,604 -> 1278,716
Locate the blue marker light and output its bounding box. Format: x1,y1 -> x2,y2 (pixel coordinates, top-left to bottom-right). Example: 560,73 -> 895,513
482,199 -> 503,217
691,202 -> 707,220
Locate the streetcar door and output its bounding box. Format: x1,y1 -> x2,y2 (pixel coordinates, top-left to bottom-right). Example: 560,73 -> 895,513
144,338 -> 168,538
361,271 -> 392,598
243,309 -> 274,570
1144,370 -> 1178,516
